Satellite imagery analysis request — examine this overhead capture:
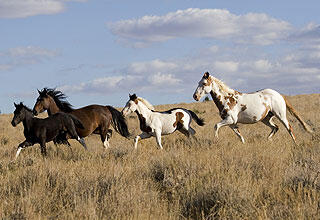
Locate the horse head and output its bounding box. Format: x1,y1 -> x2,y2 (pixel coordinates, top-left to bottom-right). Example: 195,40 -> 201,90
12,102 -> 30,126
32,88 -> 51,115
193,72 -> 214,101
122,94 -> 138,116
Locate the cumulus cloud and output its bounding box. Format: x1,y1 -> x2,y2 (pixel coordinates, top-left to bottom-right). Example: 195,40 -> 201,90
0,46 -> 59,71
59,68 -> 182,95
109,8 -> 292,46
0,0 -> 87,18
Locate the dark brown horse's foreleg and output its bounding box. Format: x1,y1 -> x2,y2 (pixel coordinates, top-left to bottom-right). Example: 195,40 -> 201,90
39,141 -> 47,156
15,140 -> 33,160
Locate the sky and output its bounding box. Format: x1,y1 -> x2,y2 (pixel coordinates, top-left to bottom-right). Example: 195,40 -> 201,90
1,0 -> 320,113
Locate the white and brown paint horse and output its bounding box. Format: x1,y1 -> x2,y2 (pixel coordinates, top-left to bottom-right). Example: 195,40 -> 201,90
122,94 -> 205,149
193,72 -> 313,143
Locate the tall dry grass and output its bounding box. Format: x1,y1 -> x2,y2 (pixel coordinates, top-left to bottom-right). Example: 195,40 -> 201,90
0,94 -> 319,219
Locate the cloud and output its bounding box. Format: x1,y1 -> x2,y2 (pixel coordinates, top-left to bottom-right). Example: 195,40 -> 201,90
129,59 -> 178,74
214,61 -> 239,73
0,46 -> 59,71
59,70 -> 182,95
289,23 -> 320,44
109,8 -> 292,46
0,0 -> 87,18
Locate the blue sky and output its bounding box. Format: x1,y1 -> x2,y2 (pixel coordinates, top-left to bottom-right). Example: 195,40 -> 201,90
1,0 -> 320,113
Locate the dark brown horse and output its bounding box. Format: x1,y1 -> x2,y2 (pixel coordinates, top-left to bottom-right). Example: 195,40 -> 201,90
32,88 -> 130,149
12,102 -> 87,159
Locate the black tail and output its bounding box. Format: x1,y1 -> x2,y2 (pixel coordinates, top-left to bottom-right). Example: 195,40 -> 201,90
187,110 -> 205,126
106,106 -> 130,138
68,114 -> 85,129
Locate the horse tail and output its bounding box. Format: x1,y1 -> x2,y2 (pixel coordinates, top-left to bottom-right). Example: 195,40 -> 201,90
187,110 -> 205,126
68,114 -> 85,129
106,106 -> 130,138
283,96 -> 313,133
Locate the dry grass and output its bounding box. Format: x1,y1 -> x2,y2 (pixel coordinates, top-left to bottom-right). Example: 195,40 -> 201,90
0,94 -> 320,219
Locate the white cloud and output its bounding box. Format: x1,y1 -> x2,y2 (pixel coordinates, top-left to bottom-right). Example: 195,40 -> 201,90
0,46 -> 59,71
148,72 -> 182,86
0,0 -> 87,18
253,59 -> 273,72
109,8 -> 292,45
129,59 -> 178,74
214,61 -> 239,73
289,22 -> 320,44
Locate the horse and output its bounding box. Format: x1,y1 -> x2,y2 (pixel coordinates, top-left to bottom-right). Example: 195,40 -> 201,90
11,102 -> 87,159
32,88 -> 130,149
193,72 -> 313,143
121,94 -> 205,149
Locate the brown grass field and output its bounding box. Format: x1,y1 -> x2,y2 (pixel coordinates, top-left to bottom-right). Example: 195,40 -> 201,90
0,94 -> 319,219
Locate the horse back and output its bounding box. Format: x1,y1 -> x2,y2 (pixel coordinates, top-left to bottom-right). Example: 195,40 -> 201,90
67,105 -> 112,137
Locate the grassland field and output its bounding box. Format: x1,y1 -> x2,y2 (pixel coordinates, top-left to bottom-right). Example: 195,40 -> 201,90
0,94 -> 320,219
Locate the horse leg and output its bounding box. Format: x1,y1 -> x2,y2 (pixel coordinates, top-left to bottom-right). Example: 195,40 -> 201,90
155,129 -> 163,149
272,110 -> 296,143
134,132 -> 152,149
229,125 -> 245,143
178,116 -> 196,137
98,118 -> 112,149
65,123 -> 87,150
39,140 -> 47,157
15,140 -> 33,160
214,117 -> 234,138
261,113 -> 279,140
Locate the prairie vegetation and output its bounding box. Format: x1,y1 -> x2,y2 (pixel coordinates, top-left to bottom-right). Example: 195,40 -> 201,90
0,94 -> 319,219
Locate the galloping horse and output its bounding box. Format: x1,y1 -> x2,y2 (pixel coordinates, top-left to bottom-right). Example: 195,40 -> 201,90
12,102 -> 87,159
121,94 -> 204,149
193,72 -> 313,143
33,88 -> 130,149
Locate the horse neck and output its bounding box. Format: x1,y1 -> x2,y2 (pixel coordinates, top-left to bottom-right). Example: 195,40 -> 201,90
210,81 -> 236,112
135,101 -> 152,120
22,110 -> 35,132
47,96 -> 61,115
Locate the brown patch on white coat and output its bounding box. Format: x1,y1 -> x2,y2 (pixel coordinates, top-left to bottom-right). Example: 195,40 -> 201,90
173,112 -> 184,128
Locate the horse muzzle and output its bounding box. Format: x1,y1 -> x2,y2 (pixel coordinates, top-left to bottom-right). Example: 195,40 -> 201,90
11,120 -> 17,127
193,93 -> 200,101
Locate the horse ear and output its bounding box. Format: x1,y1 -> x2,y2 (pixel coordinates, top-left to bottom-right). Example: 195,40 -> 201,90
14,102 -> 18,107
37,89 -> 41,94
129,93 -> 131,98
203,72 -> 210,79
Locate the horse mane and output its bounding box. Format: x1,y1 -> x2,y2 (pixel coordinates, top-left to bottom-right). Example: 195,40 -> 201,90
212,77 -> 235,94
15,102 -> 33,113
42,88 -> 73,112
21,103 -> 33,112
137,97 -> 155,111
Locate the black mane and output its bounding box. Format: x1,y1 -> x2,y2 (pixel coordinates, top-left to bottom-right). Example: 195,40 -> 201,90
40,88 -> 73,112
14,102 -> 33,114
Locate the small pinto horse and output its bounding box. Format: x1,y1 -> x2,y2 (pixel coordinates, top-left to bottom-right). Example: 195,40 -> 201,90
121,94 -> 204,149
11,102 -> 87,159
193,72 -> 313,143
33,88 -> 130,149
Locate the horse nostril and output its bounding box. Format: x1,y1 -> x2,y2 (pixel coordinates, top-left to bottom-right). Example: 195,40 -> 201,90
33,110 -> 38,116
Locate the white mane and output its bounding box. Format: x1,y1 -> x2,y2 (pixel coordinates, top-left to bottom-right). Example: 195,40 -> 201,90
137,97 -> 155,111
212,77 -> 235,94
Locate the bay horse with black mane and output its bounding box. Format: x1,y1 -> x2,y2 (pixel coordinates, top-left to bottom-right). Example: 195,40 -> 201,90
193,72 -> 313,143
11,102 -> 87,159
32,88 -> 130,149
